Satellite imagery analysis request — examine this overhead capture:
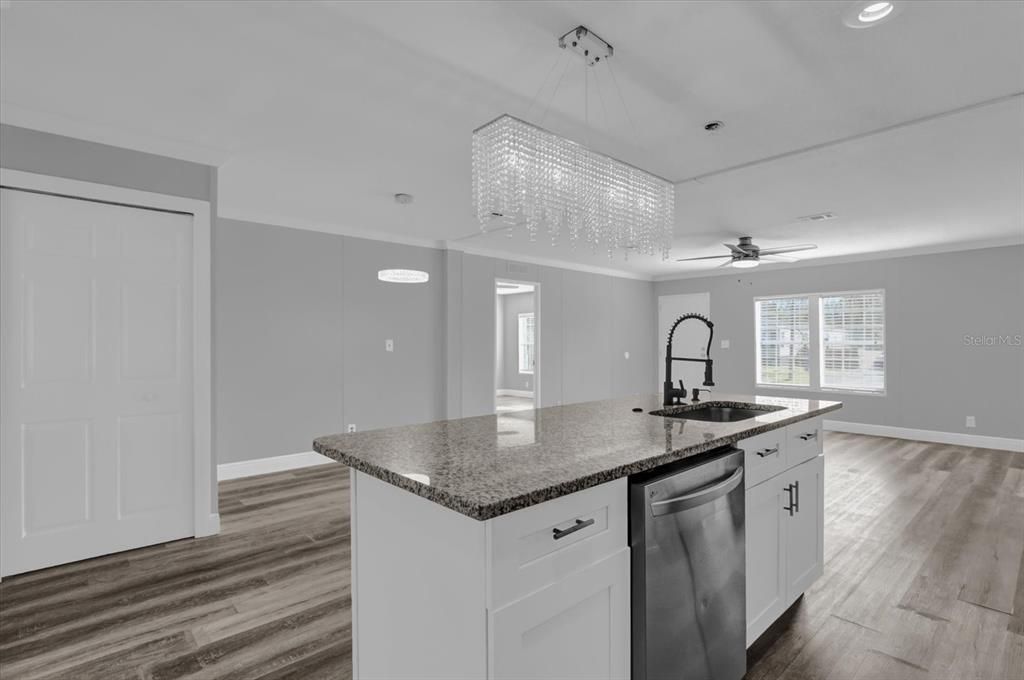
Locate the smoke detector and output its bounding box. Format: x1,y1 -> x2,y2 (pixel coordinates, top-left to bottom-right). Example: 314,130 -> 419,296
394,193 -> 414,205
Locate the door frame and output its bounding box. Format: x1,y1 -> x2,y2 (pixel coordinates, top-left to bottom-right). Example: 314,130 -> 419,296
493,278 -> 540,413
0,168 -> 217,541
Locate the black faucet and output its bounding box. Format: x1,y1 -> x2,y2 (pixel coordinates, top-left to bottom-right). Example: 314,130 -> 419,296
663,313 -> 715,406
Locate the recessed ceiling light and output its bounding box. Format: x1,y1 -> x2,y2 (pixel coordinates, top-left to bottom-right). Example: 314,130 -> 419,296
842,1 -> 901,28
732,259 -> 759,269
378,269 -> 429,283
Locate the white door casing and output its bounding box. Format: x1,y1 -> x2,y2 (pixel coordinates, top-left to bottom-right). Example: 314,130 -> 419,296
0,170 -> 213,577
657,293 -> 711,393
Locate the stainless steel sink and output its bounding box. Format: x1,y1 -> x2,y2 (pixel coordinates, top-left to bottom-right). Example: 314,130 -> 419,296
650,402 -> 785,423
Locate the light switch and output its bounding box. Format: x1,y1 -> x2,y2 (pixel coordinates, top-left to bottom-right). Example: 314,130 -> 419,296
721,339 -> 730,349
624,351 -> 630,360
966,416 -> 976,428
385,339 -> 394,352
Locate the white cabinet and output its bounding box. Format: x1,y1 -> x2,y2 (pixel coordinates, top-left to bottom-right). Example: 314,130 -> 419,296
785,455 -> 824,603
745,478 -> 788,646
350,471 -> 628,680
490,548 -> 630,680
740,418 -> 825,648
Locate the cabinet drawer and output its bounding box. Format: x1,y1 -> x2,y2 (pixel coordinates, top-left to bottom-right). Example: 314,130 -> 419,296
740,429 -> 787,489
488,478 -> 627,609
786,416 -> 823,467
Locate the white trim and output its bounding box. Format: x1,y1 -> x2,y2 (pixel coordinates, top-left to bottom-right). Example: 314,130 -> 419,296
824,420 -> 1024,453
654,236 -> 1024,281
195,514 -> 221,538
0,168 -> 216,539
450,242 -> 653,281
218,451 -> 336,481
0,102 -> 230,166
496,389 -> 534,398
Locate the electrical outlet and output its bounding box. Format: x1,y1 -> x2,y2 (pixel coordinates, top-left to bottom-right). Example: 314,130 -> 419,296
348,424 -> 357,433
385,339 -> 394,352
624,351 -> 630,360
721,339 -> 730,349
966,416 -> 976,429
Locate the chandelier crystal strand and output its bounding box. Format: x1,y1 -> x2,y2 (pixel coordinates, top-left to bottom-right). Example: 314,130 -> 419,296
472,115 -> 674,260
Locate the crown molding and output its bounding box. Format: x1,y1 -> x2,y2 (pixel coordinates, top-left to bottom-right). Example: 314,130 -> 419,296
653,237 -> 1024,282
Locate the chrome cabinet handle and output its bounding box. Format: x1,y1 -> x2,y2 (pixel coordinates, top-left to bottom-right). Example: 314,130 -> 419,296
793,480 -> 800,513
756,446 -> 779,458
798,431 -> 818,441
552,518 -> 595,540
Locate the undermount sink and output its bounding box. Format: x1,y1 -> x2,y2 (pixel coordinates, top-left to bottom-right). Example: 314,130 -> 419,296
650,402 -> 785,423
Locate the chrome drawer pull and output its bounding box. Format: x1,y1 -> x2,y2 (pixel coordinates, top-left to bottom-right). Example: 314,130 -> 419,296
552,518 -> 595,540
755,446 -> 779,458
798,431 -> 818,441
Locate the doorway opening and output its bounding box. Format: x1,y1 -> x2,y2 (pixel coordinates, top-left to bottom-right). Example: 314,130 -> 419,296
495,280 -> 538,413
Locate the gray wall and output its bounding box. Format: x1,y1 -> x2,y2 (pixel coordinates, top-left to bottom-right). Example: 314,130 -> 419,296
0,125 -> 214,201
448,255 -> 657,418
214,221 -> 446,463
654,246 -> 1024,439
498,292 -> 535,392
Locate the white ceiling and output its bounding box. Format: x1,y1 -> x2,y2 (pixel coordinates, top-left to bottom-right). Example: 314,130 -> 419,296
2,1 -> 1022,278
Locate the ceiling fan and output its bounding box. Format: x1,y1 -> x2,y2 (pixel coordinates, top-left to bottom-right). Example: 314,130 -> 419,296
676,236 -> 817,269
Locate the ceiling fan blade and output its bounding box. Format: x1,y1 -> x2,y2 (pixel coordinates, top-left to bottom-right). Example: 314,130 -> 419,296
717,259 -> 735,268
675,254 -> 732,262
760,253 -> 798,262
758,244 -> 817,255
724,243 -> 747,255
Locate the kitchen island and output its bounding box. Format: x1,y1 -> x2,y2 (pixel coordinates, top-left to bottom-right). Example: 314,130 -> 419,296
314,393 -> 841,680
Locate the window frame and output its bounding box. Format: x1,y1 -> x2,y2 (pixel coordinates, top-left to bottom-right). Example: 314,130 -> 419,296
517,312 -> 535,375
754,289 -> 886,396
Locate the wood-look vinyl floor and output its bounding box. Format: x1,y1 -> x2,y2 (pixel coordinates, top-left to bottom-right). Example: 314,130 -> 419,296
1,433 -> 1022,679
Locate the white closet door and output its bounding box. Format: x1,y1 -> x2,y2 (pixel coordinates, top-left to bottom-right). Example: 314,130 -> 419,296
1,188 -> 195,576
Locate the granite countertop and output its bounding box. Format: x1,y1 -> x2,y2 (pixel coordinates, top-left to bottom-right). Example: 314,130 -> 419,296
313,393 -> 842,521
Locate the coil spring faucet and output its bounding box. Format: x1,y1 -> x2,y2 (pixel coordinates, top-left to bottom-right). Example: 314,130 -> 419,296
663,313 -> 716,406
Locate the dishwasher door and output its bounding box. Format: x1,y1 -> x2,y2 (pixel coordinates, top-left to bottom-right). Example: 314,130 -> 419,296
630,447 -> 746,680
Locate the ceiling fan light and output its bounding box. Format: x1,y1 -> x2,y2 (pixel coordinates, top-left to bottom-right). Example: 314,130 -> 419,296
732,259 -> 759,269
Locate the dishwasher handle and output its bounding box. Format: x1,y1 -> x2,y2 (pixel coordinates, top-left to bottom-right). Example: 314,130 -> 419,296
650,466 -> 744,517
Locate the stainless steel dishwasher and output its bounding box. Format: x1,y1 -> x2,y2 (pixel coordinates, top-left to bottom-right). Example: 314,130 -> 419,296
630,447 -> 745,680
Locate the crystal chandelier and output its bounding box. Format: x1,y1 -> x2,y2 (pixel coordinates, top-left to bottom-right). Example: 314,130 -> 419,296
471,27 -> 675,260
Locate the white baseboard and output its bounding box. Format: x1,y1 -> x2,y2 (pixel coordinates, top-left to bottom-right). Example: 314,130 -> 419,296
195,513 -> 221,538
218,451 -> 336,481
497,389 -> 534,398
824,420 -> 1024,453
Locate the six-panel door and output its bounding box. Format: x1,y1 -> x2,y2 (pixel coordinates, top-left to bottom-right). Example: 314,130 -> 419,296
0,188 -> 195,576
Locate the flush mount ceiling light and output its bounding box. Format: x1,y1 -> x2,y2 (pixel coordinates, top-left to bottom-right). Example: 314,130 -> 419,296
377,269 -> 429,284
843,1 -> 901,28
472,26 -> 675,261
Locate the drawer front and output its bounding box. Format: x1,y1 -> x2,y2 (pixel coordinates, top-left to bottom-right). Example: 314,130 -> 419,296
488,478 -> 627,609
786,416 -> 823,467
740,429 -> 788,489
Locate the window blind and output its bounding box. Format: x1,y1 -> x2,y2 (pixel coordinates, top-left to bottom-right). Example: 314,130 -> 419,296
820,291 -> 885,392
756,297 -> 810,386
518,313 -> 535,374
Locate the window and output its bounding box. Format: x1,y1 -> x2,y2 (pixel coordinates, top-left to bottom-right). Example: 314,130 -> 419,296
821,291 -> 885,392
518,312 -> 535,374
755,290 -> 885,393
756,297 -> 810,386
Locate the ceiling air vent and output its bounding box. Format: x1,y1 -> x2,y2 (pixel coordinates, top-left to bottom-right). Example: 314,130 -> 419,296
797,212 -> 837,222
